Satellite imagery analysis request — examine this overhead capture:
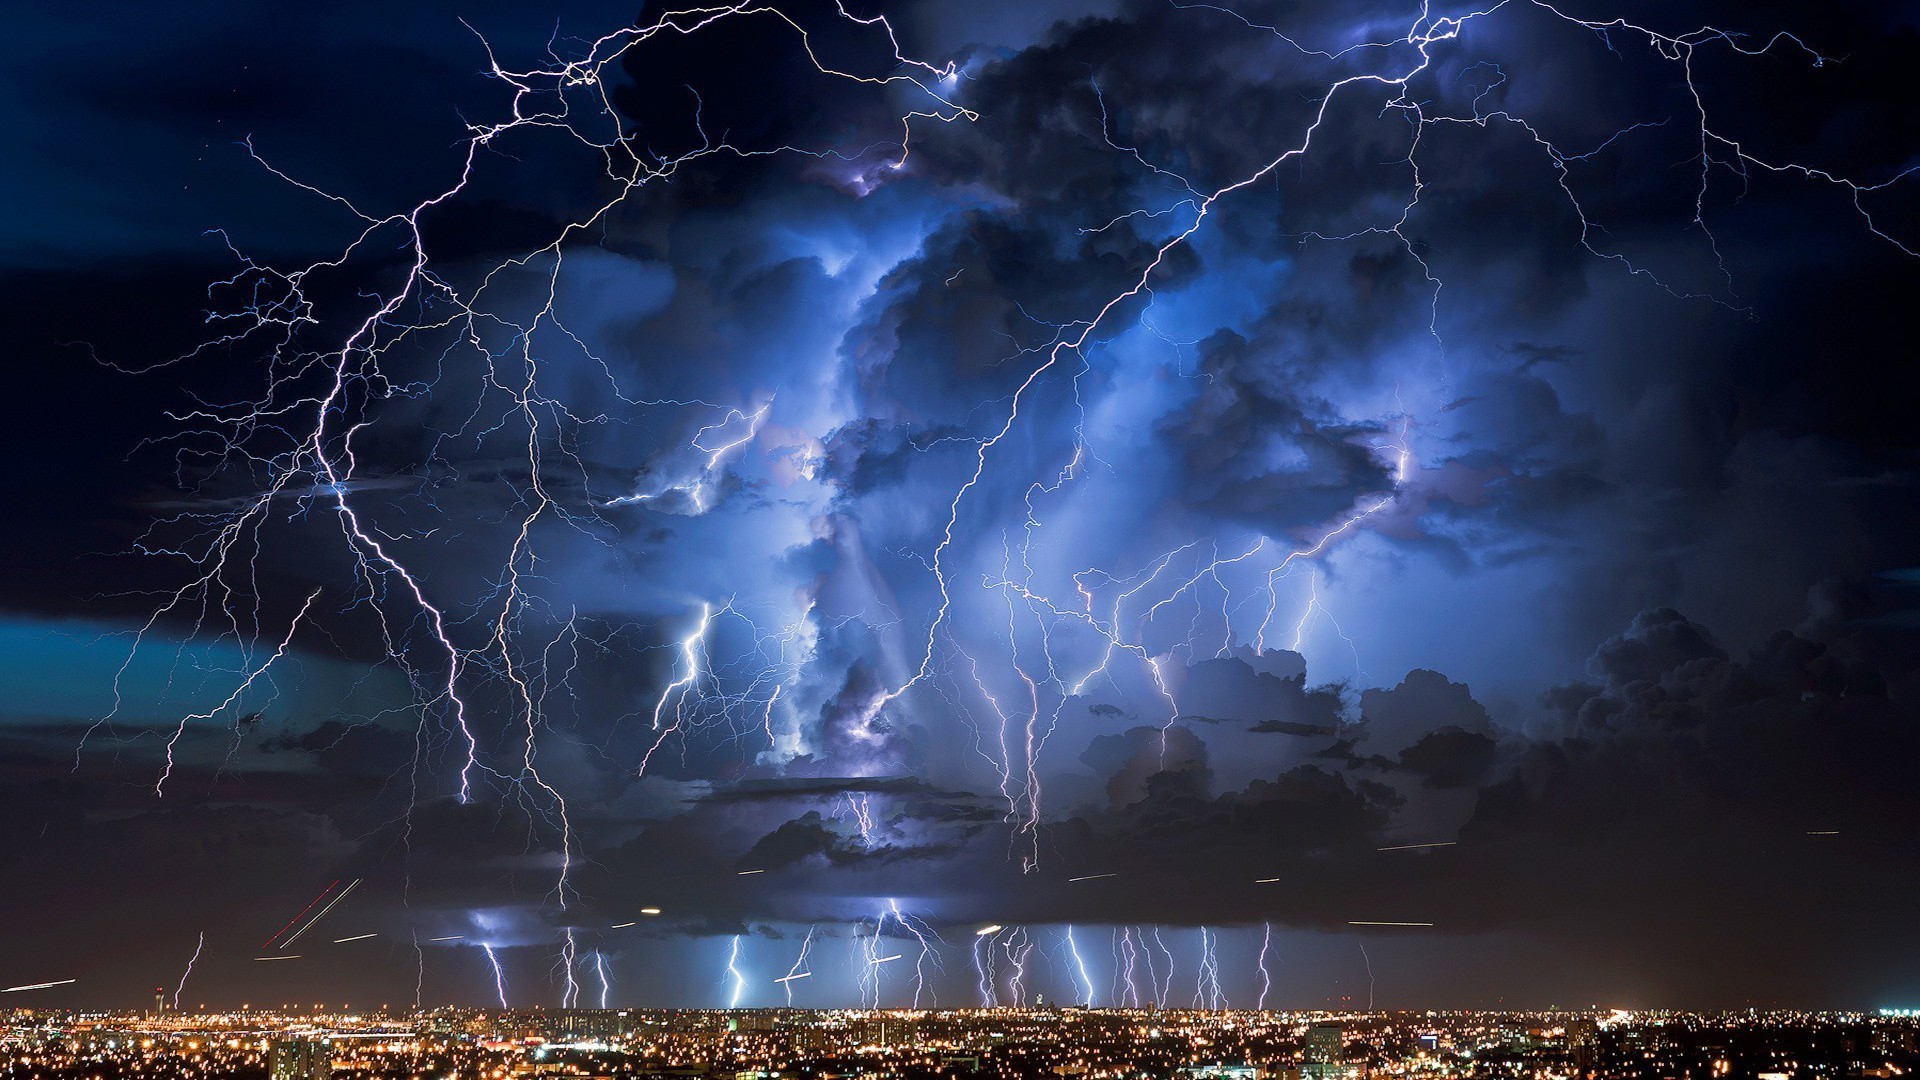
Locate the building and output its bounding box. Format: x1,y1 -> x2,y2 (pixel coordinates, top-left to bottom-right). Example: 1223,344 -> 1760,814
1565,1017 -> 1599,1072
1301,1023 -> 1348,1080
268,1035 -> 331,1080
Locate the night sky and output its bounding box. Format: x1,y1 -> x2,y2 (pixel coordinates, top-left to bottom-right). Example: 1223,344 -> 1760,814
5,0 -> 1920,1013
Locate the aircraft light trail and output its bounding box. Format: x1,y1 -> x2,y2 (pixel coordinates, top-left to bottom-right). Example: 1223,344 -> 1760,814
2,980 -> 77,993
279,879 -> 360,948
1348,921 -> 1435,927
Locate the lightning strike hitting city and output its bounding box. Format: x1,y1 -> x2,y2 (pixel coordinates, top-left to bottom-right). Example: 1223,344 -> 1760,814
3,0 -> 1919,1076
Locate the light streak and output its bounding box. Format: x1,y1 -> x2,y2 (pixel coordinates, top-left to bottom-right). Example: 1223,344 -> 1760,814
279,878 -> 360,948
774,971 -> 812,982
2,980 -> 76,993
262,881 -> 338,950
869,953 -> 903,965
1066,873 -> 1116,882
736,869 -> 766,876
1347,920 -> 1434,927
331,933 -> 377,943
1377,841 -> 1457,852
252,956 -> 300,962
426,935 -> 463,942
640,908 -> 662,915
975,924 -> 1004,936
172,931 -> 204,1010
610,922 -> 637,929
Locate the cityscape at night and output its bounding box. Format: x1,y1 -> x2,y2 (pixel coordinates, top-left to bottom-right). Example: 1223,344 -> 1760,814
3,0 -> 1919,1072
5,1007 -> 1920,1079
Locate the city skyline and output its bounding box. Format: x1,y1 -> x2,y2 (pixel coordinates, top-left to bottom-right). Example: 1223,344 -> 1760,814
3,0 -> 1918,1013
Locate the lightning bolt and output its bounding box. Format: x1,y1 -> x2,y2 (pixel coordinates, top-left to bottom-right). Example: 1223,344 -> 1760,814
885,899 -> 943,1008
481,943 -> 508,1009
1358,940 -> 1376,1012
782,927 -> 815,1007
1002,927 -> 1035,1007
652,603 -> 714,732
726,934 -> 748,1008
854,0 -> 1915,874
559,928 -> 581,1009
1192,927 -> 1225,1010
172,932 -> 204,1010
1150,927 -> 1176,1009
111,0 -> 1916,975
1113,927 -> 1142,1008
593,950 -> 612,1009
112,0 -> 972,984
1063,925 -> 1096,1007
1257,922 -> 1275,1011
972,927 -> 1000,1008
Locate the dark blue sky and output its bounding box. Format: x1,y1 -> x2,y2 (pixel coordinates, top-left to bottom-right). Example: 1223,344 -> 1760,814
4,0 -> 1920,1012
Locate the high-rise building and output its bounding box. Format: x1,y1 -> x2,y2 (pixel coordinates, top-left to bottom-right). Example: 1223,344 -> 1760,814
1566,1017 -> 1599,1072
268,1036 -> 331,1080
1302,1022 -> 1346,1080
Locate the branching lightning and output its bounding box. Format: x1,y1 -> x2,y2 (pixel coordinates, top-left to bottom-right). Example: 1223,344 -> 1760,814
104,0 -> 1919,1008
1063,925 -> 1096,1007
782,927 -> 815,1007
1192,927 -> 1226,1011
481,943 -> 509,1009
726,934 -> 748,1008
